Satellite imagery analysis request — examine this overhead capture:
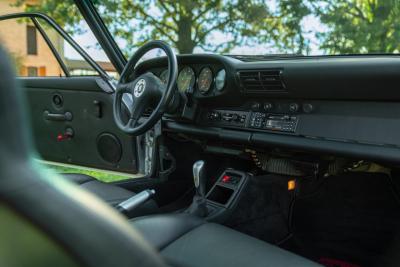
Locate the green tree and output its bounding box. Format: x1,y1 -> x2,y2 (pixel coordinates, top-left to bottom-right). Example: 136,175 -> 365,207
310,0 -> 400,54
17,0 -> 310,55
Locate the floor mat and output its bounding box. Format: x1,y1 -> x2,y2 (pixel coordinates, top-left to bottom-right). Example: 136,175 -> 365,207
225,174 -> 294,243
281,172 -> 400,267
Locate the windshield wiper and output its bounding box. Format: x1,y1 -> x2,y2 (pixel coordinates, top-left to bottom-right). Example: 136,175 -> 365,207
225,54 -> 305,62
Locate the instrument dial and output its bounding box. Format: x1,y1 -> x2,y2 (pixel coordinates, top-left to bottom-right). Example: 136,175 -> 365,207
177,67 -> 195,92
198,67 -> 213,94
215,69 -> 226,91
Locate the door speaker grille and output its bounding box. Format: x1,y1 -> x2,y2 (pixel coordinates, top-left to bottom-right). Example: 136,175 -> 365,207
96,133 -> 122,164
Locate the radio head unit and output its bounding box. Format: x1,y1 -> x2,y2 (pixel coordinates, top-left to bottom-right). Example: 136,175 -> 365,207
201,109 -> 299,134
250,112 -> 298,133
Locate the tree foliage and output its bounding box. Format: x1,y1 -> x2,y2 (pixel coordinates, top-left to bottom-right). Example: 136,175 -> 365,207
15,0 -> 400,56
310,0 -> 400,54
17,0 -> 310,55
15,0 -> 81,32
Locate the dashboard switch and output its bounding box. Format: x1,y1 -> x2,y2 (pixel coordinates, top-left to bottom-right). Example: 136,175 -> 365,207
289,103 -> 299,113
208,111 -> 220,121
249,112 -> 266,128
222,113 -> 233,121
251,102 -> 261,111
303,103 -> 314,113
264,102 -> 273,111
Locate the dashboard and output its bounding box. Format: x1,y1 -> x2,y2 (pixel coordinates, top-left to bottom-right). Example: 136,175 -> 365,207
134,54 -> 400,163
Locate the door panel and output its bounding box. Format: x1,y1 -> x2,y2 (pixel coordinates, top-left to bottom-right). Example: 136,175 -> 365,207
21,77 -> 138,174
1,13 -> 139,176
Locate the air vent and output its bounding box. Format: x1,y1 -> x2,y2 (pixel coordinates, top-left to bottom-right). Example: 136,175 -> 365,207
238,69 -> 285,93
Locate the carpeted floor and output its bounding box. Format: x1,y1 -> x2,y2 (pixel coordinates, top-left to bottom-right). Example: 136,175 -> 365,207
225,174 -> 295,244
281,172 -> 400,267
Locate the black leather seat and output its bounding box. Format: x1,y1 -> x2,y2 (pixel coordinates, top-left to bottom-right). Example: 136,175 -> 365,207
62,173 -> 134,206
131,214 -> 320,267
61,173 -> 158,217
0,47 -> 166,267
0,46 -> 320,267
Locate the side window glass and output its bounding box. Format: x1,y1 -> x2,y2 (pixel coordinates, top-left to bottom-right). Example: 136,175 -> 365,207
0,16 -> 106,77
1,1 -> 117,78
35,17 -> 99,76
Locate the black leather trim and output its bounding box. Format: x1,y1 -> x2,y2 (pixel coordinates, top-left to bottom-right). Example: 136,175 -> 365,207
131,214 -> 321,267
162,223 -> 321,267
62,173 -> 135,205
1,164 -> 167,267
79,180 -> 135,205
62,173 -> 159,216
130,213 -> 205,250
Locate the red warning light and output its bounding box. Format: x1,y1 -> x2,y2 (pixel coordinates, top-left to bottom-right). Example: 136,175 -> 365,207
222,175 -> 231,183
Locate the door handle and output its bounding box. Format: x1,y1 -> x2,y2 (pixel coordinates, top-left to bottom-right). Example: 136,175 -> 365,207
43,110 -> 73,121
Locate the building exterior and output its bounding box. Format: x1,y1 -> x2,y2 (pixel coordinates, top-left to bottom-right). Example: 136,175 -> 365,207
0,0 -> 116,77
0,0 -> 64,76
65,58 -> 117,77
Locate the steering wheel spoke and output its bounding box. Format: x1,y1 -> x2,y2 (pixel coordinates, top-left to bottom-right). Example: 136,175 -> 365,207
116,82 -> 131,94
130,98 -> 146,120
125,117 -> 139,131
113,41 -> 178,136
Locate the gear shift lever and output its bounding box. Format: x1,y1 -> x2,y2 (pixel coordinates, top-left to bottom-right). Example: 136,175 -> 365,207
187,160 -> 208,217
193,160 -> 206,197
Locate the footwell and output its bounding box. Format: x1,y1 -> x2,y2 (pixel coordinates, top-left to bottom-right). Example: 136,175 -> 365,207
282,172 -> 400,267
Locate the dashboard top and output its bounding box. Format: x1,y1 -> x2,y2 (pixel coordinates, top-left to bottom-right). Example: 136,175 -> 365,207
134,54 -> 400,102
132,54 -> 400,164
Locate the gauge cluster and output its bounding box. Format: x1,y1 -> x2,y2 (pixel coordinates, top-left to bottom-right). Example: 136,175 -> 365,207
198,67 -> 213,93
157,65 -> 226,96
177,66 -> 196,93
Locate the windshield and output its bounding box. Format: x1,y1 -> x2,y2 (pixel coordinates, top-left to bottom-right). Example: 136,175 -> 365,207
16,1 -> 400,59
94,0 -> 400,57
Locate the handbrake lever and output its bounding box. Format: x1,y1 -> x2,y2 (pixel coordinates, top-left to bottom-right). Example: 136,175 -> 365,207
116,189 -> 155,215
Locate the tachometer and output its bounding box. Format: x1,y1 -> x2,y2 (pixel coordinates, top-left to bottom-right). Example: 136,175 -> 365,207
198,67 -> 213,94
177,67 -> 195,92
215,69 -> 226,91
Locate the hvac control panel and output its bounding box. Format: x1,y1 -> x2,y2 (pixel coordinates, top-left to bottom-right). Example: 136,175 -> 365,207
202,109 -> 299,133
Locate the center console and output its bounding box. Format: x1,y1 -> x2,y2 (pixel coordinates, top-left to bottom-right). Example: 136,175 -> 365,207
205,169 -> 249,222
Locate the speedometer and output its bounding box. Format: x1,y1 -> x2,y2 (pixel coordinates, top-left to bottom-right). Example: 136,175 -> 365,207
198,67 -> 213,94
177,67 -> 195,92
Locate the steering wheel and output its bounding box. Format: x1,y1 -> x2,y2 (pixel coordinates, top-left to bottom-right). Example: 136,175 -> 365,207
113,41 -> 178,135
